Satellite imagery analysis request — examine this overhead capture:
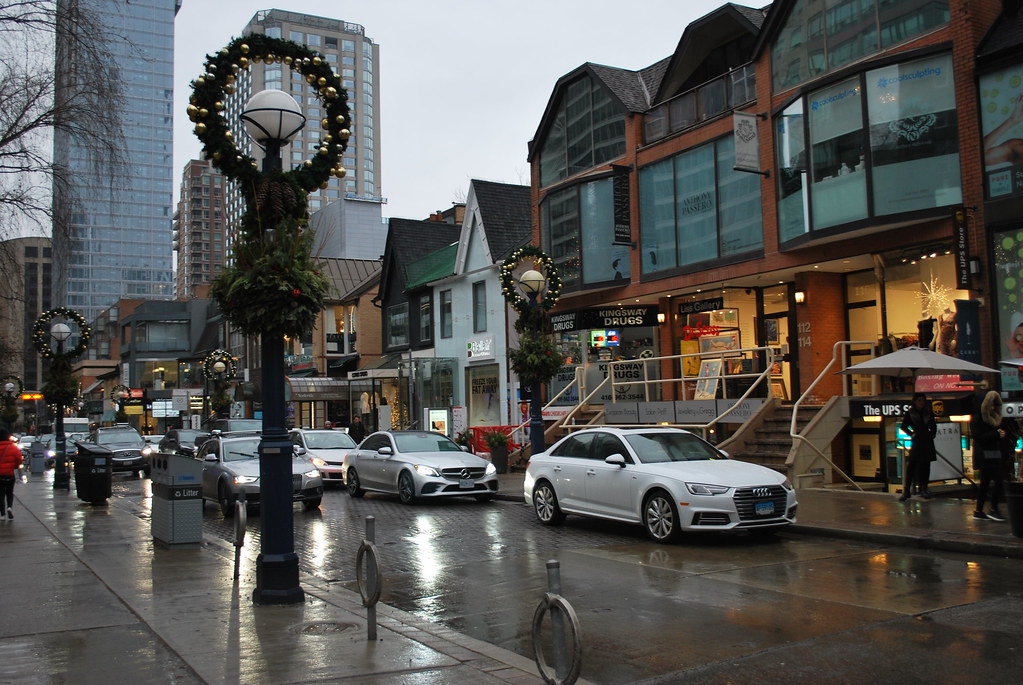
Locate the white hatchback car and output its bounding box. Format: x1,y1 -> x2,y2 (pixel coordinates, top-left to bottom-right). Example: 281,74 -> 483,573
525,427 -> 797,542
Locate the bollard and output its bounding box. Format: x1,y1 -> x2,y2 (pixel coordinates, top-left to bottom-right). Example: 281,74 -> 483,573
233,492 -> 247,580
532,560 -> 582,685
356,515 -> 381,641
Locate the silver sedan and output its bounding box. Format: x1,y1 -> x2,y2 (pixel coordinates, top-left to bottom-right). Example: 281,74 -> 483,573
343,430 -> 498,504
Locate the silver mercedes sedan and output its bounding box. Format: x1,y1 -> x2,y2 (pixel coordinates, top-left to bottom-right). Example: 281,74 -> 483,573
343,430 -> 498,504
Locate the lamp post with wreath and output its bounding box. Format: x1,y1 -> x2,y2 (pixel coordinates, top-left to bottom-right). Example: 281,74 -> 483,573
1,375 -> 24,431
500,247 -> 564,455
32,308 -> 91,490
202,350 -> 237,423
189,35 -> 348,605
110,384 -> 130,424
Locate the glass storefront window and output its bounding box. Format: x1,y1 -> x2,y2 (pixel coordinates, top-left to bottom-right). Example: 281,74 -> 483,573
639,159 -> 676,274
808,77 -> 868,229
776,99 -> 808,242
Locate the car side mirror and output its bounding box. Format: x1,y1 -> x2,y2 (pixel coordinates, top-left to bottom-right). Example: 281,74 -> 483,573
605,453 -> 627,467
717,449 -> 730,458
460,445 -> 470,452
293,445 -> 307,455
204,454 -> 218,462
377,446 -> 393,456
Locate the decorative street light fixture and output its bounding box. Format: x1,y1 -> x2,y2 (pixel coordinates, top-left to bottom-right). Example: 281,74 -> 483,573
499,247 -> 563,458
1,375 -> 23,431
191,35 -> 349,605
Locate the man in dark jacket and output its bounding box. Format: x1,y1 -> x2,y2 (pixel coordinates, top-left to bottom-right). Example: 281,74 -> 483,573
347,416 -> 367,443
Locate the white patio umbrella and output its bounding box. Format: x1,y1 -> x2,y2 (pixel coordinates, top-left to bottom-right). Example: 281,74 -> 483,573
840,346 -> 998,377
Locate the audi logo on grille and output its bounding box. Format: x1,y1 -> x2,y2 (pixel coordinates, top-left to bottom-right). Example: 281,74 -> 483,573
752,487 -> 771,498
460,468 -> 472,480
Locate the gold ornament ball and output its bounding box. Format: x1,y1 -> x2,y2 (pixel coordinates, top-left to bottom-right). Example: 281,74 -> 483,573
284,56 -> 293,65
304,160 -> 313,168
198,108 -> 209,118
336,167 -> 347,178
239,57 -> 249,69
207,62 -> 217,71
305,74 -> 316,84
324,134 -> 333,143
313,56 -> 322,66
325,87 -> 337,98
237,156 -> 243,163
231,63 -> 239,73
219,48 -> 229,56
214,101 -> 225,111
335,115 -> 346,125
317,77 -> 327,87
339,128 -> 351,140
194,123 -> 207,134
226,74 -> 235,84
321,118 -> 329,128
240,43 -> 249,54
186,104 -> 198,117
263,56 -> 274,65
196,77 -> 206,86
320,181 -> 329,189
225,84 -> 236,94
212,152 -> 221,161
317,146 -> 328,156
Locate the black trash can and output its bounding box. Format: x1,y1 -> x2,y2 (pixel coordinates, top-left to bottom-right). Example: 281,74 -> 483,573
73,444 -> 113,504
1006,481 -> 1023,538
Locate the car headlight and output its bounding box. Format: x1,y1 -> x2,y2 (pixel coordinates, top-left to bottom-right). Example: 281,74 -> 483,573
685,482 -> 730,496
781,479 -> 794,491
413,464 -> 439,477
234,475 -> 259,484
141,446 -> 152,456
485,462 -> 497,476
310,457 -> 327,468
303,469 -> 321,479
46,449 -> 56,458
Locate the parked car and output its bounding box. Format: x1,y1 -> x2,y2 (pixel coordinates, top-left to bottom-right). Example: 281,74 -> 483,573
343,430 -> 498,504
524,427 -> 797,543
158,428 -> 211,458
78,424 -> 151,476
195,433 -> 323,517
289,428 -> 358,487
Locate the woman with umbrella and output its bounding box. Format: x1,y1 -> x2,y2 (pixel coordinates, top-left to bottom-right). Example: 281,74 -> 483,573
899,393 -> 937,500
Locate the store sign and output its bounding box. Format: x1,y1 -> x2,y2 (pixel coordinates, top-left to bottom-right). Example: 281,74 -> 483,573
678,297 -> 724,315
951,209 -> 969,288
1002,401 -> 1023,418
732,112 -> 761,173
612,165 -> 631,245
466,336 -> 495,360
550,305 -> 659,332
850,398 -> 912,418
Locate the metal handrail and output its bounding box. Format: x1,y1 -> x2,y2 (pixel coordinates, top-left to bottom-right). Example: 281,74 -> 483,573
788,340 -> 875,490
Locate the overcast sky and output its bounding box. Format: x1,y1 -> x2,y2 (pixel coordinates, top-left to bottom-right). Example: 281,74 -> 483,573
173,0 -> 754,221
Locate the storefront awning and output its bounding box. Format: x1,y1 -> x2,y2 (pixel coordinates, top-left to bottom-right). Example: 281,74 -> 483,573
328,353 -> 359,372
82,380 -> 104,395
347,353 -> 403,379
285,376 -> 351,401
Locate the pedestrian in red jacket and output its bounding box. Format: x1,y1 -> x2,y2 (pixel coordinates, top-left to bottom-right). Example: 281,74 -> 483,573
0,428 -> 24,519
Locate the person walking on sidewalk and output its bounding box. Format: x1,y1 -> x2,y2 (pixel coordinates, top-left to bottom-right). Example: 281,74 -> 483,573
348,415 -> 367,443
0,428 -> 24,519
972,391 -> 1007,521
900,393 -> 937,501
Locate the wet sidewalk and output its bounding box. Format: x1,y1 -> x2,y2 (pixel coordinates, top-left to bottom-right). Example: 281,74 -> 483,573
1,476 -> 564,685
496,472 -> 1023,559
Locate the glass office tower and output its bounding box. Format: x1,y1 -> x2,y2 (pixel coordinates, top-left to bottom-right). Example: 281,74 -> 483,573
52,0 -> 180,323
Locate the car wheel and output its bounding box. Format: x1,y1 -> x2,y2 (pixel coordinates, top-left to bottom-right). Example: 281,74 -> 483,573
533,481 -> 565,526
346,469 -> 364,498
474,494 -> 494,503
397,471 -> 417,505
644,490 -> 680,543
303,497 -> 322,511
219,481 -> 235,519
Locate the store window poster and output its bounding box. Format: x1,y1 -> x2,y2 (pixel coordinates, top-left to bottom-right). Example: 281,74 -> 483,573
980,64 -> 1023,198
993,228 -> 1023,390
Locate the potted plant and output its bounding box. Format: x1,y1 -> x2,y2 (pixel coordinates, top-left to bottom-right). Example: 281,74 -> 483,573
482,429 -> 511,474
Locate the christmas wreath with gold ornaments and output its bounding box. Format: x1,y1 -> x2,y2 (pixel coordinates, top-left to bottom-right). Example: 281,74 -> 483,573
499,246 -> 565,384
188,35 -> 350,337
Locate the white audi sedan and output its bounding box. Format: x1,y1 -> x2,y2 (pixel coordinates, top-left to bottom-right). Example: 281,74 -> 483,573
524,427 -> 797,542
343,430 -> 498,504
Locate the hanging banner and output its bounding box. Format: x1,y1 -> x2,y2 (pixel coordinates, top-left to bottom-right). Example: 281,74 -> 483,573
951,209 -> 969,289
733,112 -> 761,173
955,298 -> 982,366
612,165 -> 631,245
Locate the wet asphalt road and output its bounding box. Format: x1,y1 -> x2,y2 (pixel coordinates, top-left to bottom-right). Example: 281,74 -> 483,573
113,477 -> 1023,684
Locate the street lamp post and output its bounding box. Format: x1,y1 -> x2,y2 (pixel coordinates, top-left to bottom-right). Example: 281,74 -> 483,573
50,322 -> 71,489
241,89 -> 307,605
518,270 -> 547,454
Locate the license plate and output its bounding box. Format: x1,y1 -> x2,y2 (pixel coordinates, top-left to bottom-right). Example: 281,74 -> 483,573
755,501 -> 775,516
459,478 -> 473,489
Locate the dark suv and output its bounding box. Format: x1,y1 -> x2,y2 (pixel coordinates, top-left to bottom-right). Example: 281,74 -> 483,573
79,424 -> 151,476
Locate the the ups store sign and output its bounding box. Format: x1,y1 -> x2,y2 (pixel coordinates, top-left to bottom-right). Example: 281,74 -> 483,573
550,305 -> 659,333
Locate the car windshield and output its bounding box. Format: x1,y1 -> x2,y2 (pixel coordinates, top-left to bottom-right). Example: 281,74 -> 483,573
304,432 -> 357,449
393,433 -> 462,453
223,439 -> 261,461
97,431 -> 142,447
177,430 -> 208,444
624,432 -> 724,463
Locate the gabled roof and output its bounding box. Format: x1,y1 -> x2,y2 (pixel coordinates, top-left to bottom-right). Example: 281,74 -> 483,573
470,179 -> 532,262
653,3 -> 768,104
379,218 -> 462,300
527,62 -> 665,161
978,4 -> 1023,62
319,258 -> 381,300
405,242 -> 457,290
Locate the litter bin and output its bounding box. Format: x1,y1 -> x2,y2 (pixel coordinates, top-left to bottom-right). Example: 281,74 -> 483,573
29,441 -> 46,474
73,443 -> 113,504
151,453 -> 203,548
1005,481 -> 1023,538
